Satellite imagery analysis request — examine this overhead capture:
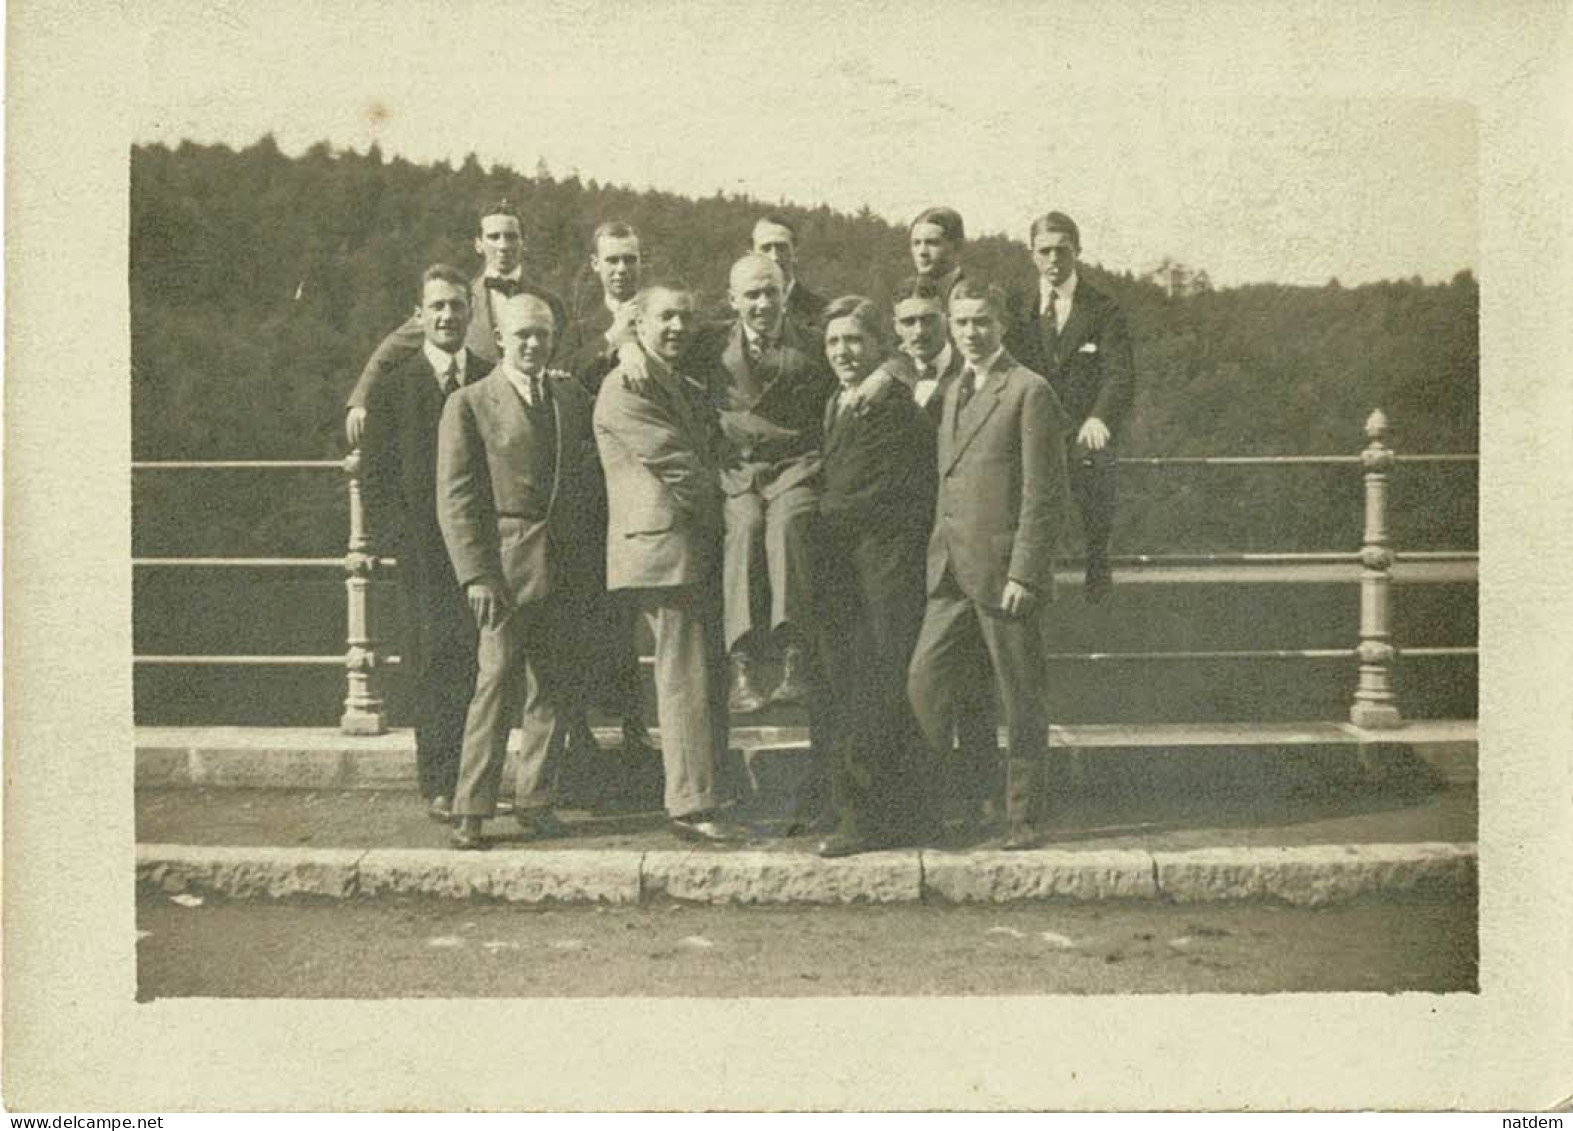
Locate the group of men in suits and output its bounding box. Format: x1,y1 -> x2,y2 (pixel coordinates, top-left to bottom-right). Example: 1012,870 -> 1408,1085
353,197 -> 1135,852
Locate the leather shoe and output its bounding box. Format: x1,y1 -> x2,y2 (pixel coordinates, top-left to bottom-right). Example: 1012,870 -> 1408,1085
450,816 -> 487,851
727,652 -> 767,714
1001,822 -> 1038,851
426,795 -> 453,824
514,808 -> 569,840
669,811 -> 747,844
817,829 -> 888,858
769,644 -> 811,704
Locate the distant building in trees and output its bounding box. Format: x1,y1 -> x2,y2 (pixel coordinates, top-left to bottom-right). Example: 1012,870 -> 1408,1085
1144,258 -> 1212,297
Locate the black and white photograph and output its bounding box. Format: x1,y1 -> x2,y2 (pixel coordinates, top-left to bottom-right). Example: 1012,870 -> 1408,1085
6,0 -> 1572,1113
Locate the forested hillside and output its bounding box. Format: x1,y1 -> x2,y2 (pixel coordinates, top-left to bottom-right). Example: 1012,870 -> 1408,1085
130,137 -> 1478,557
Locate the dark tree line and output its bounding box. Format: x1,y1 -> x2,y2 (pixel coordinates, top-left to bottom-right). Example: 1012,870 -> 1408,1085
131,137 -> 1478,558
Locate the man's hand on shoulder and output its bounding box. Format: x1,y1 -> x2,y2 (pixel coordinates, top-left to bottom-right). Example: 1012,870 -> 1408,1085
843,356 -> 909,410
466,579 -> 511,631
615,342 -> 656,395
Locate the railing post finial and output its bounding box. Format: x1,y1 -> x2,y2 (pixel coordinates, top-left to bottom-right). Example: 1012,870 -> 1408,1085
1350,408 -> 1402,729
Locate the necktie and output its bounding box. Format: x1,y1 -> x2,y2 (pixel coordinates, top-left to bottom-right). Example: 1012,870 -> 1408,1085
529,375 -> 543,406
955,366 -> 977,423
485,276 -> 521,298
1044,289 -> 1059,337
442,358 -> 460,397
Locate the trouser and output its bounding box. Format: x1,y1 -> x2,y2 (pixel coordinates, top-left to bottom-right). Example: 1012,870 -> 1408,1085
637,583 -> 729,818
723,481 -> 818,652
907,572 -> 1047,824
1069,438 -> 1117,573
566,587 -> 644,724
403,556 -> 478,801
451,600 -> 569,818
815,526 -> 929,838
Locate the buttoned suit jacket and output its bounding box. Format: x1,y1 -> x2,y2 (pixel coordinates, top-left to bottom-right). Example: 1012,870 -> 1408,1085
593,355 -> 725,591
347,274 -> 569,409
927,351 -> 1072,609
1005,279 -> 1135,436
692,317 -> 836,500
361,347 -> 494,589
436,368 -> 596,609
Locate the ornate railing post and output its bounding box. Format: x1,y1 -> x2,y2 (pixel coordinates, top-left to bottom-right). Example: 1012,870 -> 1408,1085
1350,409 -> 1402,728
340,448 -> 386,734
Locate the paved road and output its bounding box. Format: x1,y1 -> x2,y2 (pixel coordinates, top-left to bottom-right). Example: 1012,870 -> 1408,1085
137,894 -> 1475,998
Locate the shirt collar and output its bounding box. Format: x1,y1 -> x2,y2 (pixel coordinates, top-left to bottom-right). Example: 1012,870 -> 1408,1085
603,292 -> 630,318
485,267 -> 524,283
1041,270 -> 1079,310
502,361 -> 547,405
964,347 -> 1006,387
423,341 -> 466,384
904,339 -> 952,378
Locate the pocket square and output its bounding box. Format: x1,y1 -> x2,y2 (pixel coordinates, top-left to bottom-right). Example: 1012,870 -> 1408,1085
1078,342 -> 1098,354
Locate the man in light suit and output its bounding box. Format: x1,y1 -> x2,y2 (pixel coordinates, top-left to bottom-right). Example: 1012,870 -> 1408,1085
751,213 -> 827,327
1005,211 -> 1136,602
907,279 -> 1072,850
345,200 -> 568,445
359,264 -> 490,824
594,280 -> 745,843
437,292 -> 597,850
697,253 -> 837,713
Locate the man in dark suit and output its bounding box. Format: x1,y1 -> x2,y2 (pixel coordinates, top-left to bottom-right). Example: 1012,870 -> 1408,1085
907,279 -> 1072,851
437,292 -> 597,850
344,200 -> 568,445
752,213 -> 827,327
359,264 -> 491,823
1005,211 -> 1136,602
695,253 -> 837,713
594,281 -> 744,843
812,296 -> 936,856
554,220 -> 655,765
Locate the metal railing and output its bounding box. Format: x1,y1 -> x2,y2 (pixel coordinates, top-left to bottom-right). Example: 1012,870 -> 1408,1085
132,409 -> 1479,734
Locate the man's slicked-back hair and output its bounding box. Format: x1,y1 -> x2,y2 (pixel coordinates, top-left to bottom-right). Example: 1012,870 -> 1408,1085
949,278 -> 1008,318
822,294 -> 887,343
908,206 -> 966,244
592,220 -> 640,252
632,277 -> 697,315
889,275 -> 946,307
476,198 -> 522,231
420,263 -> 472,302
753,212 -> 798,242
1029,210 -> 1081,251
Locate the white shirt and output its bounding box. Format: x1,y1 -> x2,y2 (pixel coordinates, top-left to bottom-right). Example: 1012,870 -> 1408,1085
423,341 -> 467,390
961,347 -> 1005,394
906,340 -> 954,408
1039,270 -> 1079,331
501,361 -> 546,407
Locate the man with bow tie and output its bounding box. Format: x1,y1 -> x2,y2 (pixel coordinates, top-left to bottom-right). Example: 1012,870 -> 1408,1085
907,279 -> 1072,851
358,265 -> 492,823
344,200 -> 568,446
437,292 -> 598,850
697,253 -> 837,714
1005,211 -> 1136,603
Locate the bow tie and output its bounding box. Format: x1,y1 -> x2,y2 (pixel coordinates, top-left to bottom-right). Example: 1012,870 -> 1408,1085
485,276 -> 522,297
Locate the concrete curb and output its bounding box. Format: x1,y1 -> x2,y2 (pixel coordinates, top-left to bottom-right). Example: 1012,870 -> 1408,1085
136,841 -> 1476,907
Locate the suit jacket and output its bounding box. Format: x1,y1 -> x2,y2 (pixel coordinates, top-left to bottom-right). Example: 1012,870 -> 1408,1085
928,350 -> 1072,608
786,280 -> 828,327
559,300 -> 621,396
347,275 -> 569,409
360,347 -> 494,584
436,368 -> 596,608
819,378 -> 935,540
693,317 -> 836,498
906,344 -> 968,431
593,352 -> 724,591
1005,278 -> 1135,435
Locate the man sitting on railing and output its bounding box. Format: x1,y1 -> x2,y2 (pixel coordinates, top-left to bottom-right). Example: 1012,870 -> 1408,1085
344,199 -> 568,447
359,264 -> 490,824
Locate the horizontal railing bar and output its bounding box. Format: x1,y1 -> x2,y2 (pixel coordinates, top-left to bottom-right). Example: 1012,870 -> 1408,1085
129,454 -> 1480,473
131,460 -> 344,471
133,647 -> 1477,667
136,655 -> 404,666
130,551 -> 1474,570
